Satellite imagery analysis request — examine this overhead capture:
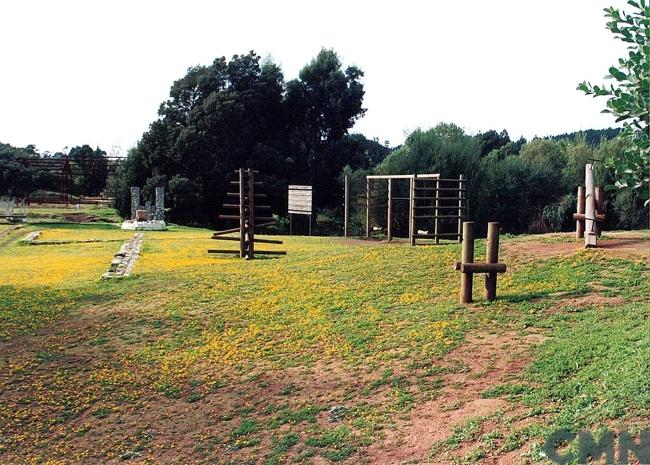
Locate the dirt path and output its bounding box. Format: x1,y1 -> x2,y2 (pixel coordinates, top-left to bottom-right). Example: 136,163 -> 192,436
361,331 -> 545,465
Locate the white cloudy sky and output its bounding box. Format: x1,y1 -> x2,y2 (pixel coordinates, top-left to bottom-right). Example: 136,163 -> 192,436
0,0 -> 628,155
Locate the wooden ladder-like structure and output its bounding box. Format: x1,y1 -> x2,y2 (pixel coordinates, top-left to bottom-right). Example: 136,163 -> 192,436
410,175 -> 466,245
208,168 -> 286,259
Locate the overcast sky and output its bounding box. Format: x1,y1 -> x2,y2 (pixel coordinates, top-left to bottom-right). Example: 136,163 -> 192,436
0,0 -> 628,155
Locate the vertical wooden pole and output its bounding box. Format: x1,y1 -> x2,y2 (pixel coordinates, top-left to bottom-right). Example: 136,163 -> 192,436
387,178 -> 393,241
484,222 -> 499,301
460,221 -> 474,304
576,186 -> 585,239
365,177 -> 370,238
238,168 -> 245,258
434,177 -> 440,244
595,187 -> 604,237
247,168 -> 255,259
457,174 -> 465,243
585,164 -> 597,248
344,175 -> 350,237
409,176 -> 415,246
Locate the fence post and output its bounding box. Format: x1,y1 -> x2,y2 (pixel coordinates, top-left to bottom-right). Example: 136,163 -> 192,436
387,178 -> 393,241
576,186 -> 585,239
434,177 -> 440,244
344,175 -> 350,237
239,168 -> 245,258
457,174 -> 465,243
365,177 -> 370,238
595,187 -> 604,237
484,222 -> 499,300
460,221 -> 474,303
585,164 -> 597,248
409,176 -> 415,245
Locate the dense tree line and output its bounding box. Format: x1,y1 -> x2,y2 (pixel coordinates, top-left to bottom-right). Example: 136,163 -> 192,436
347,124 -> 646,235
111,49 -> 385,224
0,143 -> 108,198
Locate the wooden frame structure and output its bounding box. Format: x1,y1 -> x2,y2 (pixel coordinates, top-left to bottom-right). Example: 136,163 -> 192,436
208,168 -> 286,259
359,173 -> 466,245
573,164 -> 605,248
454,222 -> 507,304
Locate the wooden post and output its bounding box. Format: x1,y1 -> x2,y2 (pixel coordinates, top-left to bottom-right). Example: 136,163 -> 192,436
365,177 -> 370,238
434,177 -> 440,244
344,175 -> 350,237
409,176 -> 415,245
238,168 -> 245,258
484,222 -> 499,300
576,186 -> 585,239
387,178 -> 393,241
457,174 -> 465,243
247,168 -> 255,259
460,221 -> 474,304
595,187 -> 604,237
585,164 -> 598,248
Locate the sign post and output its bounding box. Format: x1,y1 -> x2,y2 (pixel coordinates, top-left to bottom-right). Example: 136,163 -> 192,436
288,185 -> 313,236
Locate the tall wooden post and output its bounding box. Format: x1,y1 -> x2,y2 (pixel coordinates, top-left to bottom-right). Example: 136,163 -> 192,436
484,222 -> 499,300
365,178 -> 370,238
460,221 -> 474,304
585,164 -> 597,248
434,177 -> 440,244
247,168 -> 255,259
457,174 -> 465,243
238,168 -> 245,258
595,187 -> 604,237
387,178 -> 393,241
409,176 -> 415,246
344,175 -> 350,237
576,186 -> 585,239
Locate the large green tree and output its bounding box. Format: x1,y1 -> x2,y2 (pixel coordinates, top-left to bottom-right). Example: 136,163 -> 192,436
118,50 -> 367,224
578,0 -> 649,212
286,49 -> 366,176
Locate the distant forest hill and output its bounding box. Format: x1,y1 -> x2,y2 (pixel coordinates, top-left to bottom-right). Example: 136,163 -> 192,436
549,127 -> 622,145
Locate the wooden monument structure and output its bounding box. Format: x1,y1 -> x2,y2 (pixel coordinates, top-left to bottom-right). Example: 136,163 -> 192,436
208,168 -> 286,259
454,222 -> 507,304
347,173 -> 466,245
574,163 -> 606,248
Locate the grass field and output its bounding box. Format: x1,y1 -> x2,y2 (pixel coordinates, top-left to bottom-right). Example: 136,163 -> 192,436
0,220 -> 648,464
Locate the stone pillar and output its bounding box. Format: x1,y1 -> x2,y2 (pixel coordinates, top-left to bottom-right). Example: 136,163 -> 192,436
155,186 -> 165,221
130,187 -> 140,220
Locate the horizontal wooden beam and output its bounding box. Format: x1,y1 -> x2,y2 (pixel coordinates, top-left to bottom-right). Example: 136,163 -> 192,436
573,213 -> 605,222
230,181 -> 264,186
212,227 -> 240,236
414,188 -> 466,191
413,205 -> 467,210
413,214 -> 463,219
222,204 -> 271,209
252,250 -> 287,255
212,236 -> 284,244
414,233 -> 461,238
454,262 -> 507,273
226,192 -> 266,198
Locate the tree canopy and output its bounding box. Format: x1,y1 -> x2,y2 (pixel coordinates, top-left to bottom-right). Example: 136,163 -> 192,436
578,0 -> 649,206
114,49 -> 372,224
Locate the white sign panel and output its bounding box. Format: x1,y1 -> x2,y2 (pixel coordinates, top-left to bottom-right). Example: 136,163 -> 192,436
288,185 -> 312,215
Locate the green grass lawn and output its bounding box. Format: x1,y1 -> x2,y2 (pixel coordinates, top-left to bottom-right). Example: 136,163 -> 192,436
0,224 -> 647,464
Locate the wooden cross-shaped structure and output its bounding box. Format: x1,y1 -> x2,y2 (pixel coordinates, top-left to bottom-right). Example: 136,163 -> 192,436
208,168 -> 286,260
